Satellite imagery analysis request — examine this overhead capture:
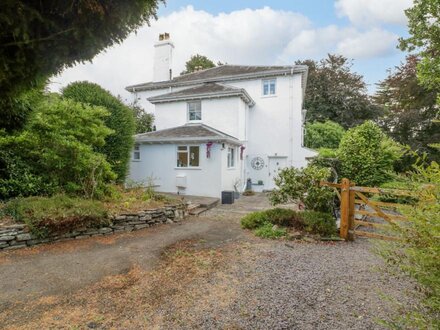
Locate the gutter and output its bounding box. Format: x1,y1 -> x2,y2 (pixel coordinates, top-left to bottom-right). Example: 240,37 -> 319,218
136,136 -> 242,146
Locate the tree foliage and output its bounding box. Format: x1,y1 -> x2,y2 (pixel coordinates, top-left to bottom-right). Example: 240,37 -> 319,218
304,120 -> 345,149
375,55 -> 440,163
130,100 -> 155,134
297,54 -> 382,128
337,121 -> 404,186
0,95 -> 115,199
181,54 -> 216,75
62,82 -> 135,182
0,0 -> 162,131
399,0 -> 440,93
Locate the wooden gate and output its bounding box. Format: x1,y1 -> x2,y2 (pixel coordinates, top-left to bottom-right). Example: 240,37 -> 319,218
320,178 -> 414,241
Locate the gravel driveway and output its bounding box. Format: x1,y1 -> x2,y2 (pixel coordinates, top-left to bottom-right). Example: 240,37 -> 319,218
0,194 -> 418,329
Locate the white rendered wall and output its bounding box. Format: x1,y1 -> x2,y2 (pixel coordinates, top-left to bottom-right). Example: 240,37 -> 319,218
154,97 -> 246,139
128,143 -> 224,198
220,144 -> 243,192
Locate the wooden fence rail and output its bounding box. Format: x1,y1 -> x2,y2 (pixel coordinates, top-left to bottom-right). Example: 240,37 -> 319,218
320,178 -> 411,241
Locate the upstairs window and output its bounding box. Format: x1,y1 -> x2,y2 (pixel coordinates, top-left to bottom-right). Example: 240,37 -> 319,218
133,144 -> 140,160
262,79 -> 276,96
177,146 -> 200,167
227,147 -> 235,168
187,101 -> 202,121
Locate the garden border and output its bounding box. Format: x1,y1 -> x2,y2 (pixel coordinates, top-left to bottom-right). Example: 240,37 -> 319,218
0,203 -> 188,251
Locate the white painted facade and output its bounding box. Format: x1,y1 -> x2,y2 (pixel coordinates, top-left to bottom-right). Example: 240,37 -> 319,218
126,36 -> 316,198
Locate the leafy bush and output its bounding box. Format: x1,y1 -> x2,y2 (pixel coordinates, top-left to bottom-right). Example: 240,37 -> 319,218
4,195 -> 109,238
337,121 -> 404,186
263,208 -> 303,228
380,161 -> 440,328
270,165 -> 335,213
302,211 -> 337,237
0,95 -> 115,199
240,211 -> 268,229
254,223 -> 287,239
62,81 -> 135,182
304,120 -> 345,149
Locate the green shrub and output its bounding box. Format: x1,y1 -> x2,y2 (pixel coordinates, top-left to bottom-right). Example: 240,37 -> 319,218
240,211 -> 268,229
270,165 -> 335,213
302,211 -> 337,237
4,195 -> 109,238
254,222 -> 287,239
62,81 -> 135,182
263,208 -> 303,228
379,161 -> 440,328
337,121 -> 404,186
0,94 -> 115,199
305,120 -> 345,149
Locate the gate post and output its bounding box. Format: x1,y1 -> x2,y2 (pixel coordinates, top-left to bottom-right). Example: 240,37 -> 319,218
348,182 -> 355,241
340,178 -> 350,240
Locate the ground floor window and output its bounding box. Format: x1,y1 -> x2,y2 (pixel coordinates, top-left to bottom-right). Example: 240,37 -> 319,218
177,146 -> 200,167
133,144 -> 140,160
227,147 -> 235,168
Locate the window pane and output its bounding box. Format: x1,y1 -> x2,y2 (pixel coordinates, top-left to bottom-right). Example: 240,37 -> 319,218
177,151 -> 188,167
270,80 -> 276,94
188,101 -> 202,121
263,83 -> 269,95
178,146 -> 187,151
194,110 -> 202,120
189,146 -> 199,167
133,152 -> 140,160
231,148 -> 235,166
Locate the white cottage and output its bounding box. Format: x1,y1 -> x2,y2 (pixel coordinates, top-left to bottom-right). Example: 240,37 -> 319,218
126,34 -> 316,198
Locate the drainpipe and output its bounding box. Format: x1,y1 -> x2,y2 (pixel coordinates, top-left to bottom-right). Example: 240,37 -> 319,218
288,68 -> 294,166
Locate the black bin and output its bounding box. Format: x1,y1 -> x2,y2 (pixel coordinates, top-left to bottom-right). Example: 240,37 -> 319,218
221,191 -> 235,204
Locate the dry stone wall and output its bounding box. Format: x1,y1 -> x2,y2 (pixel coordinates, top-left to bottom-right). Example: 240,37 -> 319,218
0,204 -> 187,251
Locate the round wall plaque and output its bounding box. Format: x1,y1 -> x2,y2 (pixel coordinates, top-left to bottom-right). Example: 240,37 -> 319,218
251,157 -> 265,170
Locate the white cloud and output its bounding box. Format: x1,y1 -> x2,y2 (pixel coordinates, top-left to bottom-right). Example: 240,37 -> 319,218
335,0 -> 413,26
50,6 -> 400,99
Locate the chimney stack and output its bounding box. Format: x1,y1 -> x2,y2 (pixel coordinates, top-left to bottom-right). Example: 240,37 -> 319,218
153,33 -> 174,82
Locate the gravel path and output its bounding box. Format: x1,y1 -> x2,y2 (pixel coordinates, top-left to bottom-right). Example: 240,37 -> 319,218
147,238 -> 417,330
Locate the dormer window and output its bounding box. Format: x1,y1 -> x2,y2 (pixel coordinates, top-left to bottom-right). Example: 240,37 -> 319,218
187,101 -> 202,121
262,79 -> 276,96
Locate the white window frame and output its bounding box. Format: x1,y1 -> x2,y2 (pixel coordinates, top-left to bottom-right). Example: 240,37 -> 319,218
187,101 -> 202,121
227,147 -> 235,168
176,145 -> 200,168
262,78 -> 276,96
133,144 -> 141,161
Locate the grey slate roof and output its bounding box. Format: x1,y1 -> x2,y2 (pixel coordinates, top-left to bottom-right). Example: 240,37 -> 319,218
135,123 -> 241,145
147,83 -> 255,105
126,64 -> 308,92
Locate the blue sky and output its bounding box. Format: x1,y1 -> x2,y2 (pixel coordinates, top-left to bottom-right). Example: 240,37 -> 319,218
52,0 -> 413,97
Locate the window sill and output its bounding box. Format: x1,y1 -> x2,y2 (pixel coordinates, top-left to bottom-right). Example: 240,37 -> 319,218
261,94 -> 277,98
187,120 -> 202,123
131,159 -> 141,162
174,167 -> 202,170
227,167 -> 236,170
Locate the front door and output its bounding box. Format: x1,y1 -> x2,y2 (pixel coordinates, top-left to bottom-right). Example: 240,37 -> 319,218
267,156 -> 287,190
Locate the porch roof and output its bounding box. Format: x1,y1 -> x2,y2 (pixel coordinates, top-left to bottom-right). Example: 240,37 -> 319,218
135,123 -> 242,145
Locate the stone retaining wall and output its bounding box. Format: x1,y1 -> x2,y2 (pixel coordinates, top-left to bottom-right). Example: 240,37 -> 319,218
0,204 -> 187,251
